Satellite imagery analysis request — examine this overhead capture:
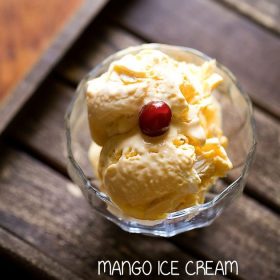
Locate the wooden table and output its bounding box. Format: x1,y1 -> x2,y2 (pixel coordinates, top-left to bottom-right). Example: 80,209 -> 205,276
0,0 -> 279,279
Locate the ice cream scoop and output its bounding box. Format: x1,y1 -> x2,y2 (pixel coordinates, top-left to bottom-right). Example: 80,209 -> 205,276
86,49 -> 232,220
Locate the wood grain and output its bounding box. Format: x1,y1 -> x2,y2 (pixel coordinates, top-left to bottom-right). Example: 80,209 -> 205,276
0,0 -> 108,134
0,0 -> 81,101
0,145 -> 227,280
109,0 -> 280,118
250,109 -> 280,208
173,195 -> 280,280
0,227 -> 82,280
217,0 -> 280,34
6,79 -> 73,173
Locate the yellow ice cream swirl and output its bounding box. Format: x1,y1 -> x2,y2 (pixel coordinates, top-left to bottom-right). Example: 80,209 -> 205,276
86,49 -> 232,220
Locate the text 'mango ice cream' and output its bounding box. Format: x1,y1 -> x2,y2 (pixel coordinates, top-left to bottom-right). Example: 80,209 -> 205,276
86,49 -> 232,220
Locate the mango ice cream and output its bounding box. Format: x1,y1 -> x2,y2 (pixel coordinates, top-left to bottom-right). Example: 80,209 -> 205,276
86,49 -> 232,220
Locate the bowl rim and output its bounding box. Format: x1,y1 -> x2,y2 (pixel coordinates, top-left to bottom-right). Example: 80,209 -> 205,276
65,43 -> 257,221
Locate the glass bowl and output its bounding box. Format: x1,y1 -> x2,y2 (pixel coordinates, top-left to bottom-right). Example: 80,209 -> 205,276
65,44 -> 256,237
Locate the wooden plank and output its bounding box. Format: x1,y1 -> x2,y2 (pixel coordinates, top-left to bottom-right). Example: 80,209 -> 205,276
217,0 -> 280,34
0,145 -> 227,280
108,0 -> 280,118
0,0 -> 82,101
6,78 -> 73,173
173,195 -> 280,280
25,25 -> 280,209
249,110 -> 280,208
0,0 -> 109,134
0,227 -> 82,280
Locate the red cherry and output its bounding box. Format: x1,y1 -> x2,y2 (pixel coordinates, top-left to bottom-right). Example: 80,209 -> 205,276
139,101 -> 172,137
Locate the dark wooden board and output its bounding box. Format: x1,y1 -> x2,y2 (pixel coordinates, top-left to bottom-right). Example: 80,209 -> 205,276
174,195 -> 280,280
109,0 -> 280,118
0,0 -> 108,134
0,227 -> 81,280
0,144 -> 227,280
217,0 -> 280,34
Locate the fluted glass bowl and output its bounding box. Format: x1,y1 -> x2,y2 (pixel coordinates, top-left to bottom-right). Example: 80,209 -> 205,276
65,44 -> 256,237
